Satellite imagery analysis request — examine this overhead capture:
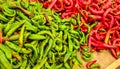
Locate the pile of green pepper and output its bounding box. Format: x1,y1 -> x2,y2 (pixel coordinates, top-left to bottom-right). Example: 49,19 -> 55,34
0,0 -> 88,69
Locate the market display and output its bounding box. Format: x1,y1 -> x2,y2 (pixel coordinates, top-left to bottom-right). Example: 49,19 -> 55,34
0,0 -> 120,69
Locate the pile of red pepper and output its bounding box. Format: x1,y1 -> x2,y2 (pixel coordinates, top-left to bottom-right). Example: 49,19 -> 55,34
39,0 -> 120,59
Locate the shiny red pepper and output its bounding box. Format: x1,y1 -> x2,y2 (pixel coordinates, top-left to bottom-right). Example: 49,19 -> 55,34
110,49 -> 118,59
86,60 -> 97,69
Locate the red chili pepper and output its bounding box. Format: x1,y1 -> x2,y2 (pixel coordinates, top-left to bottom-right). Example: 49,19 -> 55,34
86,60 -> 97,69
114,18 -> 120,26
48,0 -> 57,9
102,8 -> 111,22
116,31 -> 120,38
110,48 -> 118,59
114,15 -> 120,20
93,0 -> 102,4
103,0 -> 112,9
53,0 -> 64,12
91,37 -> 117,49
106,14 -> 114,29
113,39 -> 120,46
78,0 -> 92,8
43,1 -> 50,9
116,5 -> 120,10
94,32 -> 102,40
73,25 -> 78,29
91,3 -> 101,10
61,12 -> 74,18
115,0 -> 120,4
89,15 -> 102,21
89,7 -> 104,15
64,0 -> 74,10
80,25 -> 88,33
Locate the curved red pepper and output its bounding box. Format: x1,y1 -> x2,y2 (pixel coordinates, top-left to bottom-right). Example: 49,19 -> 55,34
110,49 -> 118,59
53,0 -> 64,12
61,12 -> 74,18
80,25 -> 88,33
107,14 -> 114,28
102,8 -> 111,25
86,60 -> 97,69
64,0 -> 74,10
78,0 -> 92,8
91,3 -> 101,10
48,0 -> 57,9
89,15 -> 102,21
89,7 -> 104,15
43,1 -> 51,9
91,37 -> 117,49
103,0 -> 112,9
114,15 -> 120,20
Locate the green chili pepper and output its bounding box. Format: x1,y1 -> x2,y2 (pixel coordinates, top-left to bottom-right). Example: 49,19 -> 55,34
63,30 -> 68,41
90,21 -> 98,29
6,20 -> 25,37
5,41 -> 21,52
15,0 -> 21,6
45,62 -> 51,69
59,45 -> 67,55
69,30 -> 79,36
56,64 -> 63,69
79,31 -> 86,44
75,55 -> 83,66
39,38 -> 49,60
32,15 -> 46,25
82,54 -> 94,62
0,14 -> 8,22
24,44 -> 38,61
24,32 -> 31,42
25,21 -> 38,33
68,34 -> 73,51
2,4 -> 14,14
43,39 -> 53,58
28,34 -> 46,40
59,25 -> 67,31
72,37 -> 80,50
26,64 -> 31,69
52,13 -> 61,23
33,57 -> 48,69
22,48 -> 32,54
0,63 -> 5,69
0,44 -> 12,60
83,23 -> 91,33
20,58 -> 27,69
21,0 -> 29,9
37,31 -> 54,39
19,24 -> 25,47
77,13 -> 81,30
12,59 -> 22,69
70,18 -> 77,25
4,17 -> 15,34
89,63 -> 99,69
64,63 -> 71,69
64,50 -> 72,62
3,9 -> 16,16
16,10 -> 29,21
55,38 -> 62,51
0,50 -> 12,69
